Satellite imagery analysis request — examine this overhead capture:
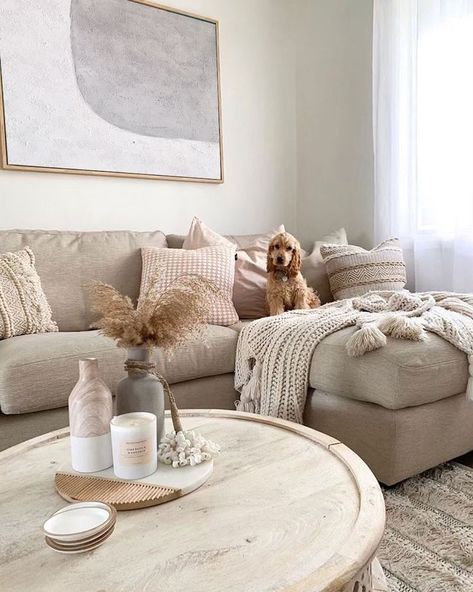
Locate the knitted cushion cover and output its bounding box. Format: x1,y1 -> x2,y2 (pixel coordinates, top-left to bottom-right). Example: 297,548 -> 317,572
320,238 -> 407,300
140,245 -> 239,326
0,247 -> 58,339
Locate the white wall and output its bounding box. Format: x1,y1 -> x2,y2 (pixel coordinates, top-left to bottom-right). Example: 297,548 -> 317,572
0,0 -> 375,246
295,0 -> 374,248
0,0 -> 297,235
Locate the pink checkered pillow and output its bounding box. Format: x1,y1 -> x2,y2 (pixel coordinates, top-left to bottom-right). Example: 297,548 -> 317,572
140,246 -> 238,326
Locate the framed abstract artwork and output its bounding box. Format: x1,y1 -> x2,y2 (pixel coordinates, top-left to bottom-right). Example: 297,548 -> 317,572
0,0 -> 223,182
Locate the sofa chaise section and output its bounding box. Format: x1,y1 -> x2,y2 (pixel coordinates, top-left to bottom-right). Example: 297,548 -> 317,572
305,326 -> 473,484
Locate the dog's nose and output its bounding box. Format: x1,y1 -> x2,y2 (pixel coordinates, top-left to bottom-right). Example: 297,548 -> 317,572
277,256 -> 283,264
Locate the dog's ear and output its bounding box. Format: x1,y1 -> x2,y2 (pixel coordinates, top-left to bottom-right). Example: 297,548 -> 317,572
267,248 -> 275,273
288,246 -> 301,276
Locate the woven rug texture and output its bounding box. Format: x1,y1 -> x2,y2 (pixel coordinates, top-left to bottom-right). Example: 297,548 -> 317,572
379,463 -> 473,591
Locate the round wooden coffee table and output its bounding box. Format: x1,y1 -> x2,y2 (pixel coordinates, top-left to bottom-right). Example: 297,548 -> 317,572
0,410 -> 386,592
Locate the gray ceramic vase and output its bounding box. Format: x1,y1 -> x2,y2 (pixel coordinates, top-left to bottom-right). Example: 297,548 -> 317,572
116,347 -> 165,446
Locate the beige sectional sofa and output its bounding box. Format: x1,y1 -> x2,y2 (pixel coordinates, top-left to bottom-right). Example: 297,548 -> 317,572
1,229 -> 473,486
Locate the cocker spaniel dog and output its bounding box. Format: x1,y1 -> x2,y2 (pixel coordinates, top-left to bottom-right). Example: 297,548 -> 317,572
266,232 -> 321,316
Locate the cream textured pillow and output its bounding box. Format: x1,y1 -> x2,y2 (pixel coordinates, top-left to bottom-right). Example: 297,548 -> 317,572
182,217 -> 233,250
182,217 -> 285,318
320,238 -> 407,300
0,247 -> 58,339
140,246 -> 239,326
301,228 -> 347,304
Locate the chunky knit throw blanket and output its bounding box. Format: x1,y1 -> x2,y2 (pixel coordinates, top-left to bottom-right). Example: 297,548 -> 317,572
235,291 -> 473,423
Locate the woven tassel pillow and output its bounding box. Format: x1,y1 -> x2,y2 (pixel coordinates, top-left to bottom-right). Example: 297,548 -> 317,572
320,238 -> 407,300
0,247 -> 58,338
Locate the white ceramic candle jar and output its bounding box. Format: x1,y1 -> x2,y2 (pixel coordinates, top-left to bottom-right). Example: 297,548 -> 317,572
110,412 -> 158,479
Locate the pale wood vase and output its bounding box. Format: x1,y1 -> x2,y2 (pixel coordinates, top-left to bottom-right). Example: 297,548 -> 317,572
68,358 -> 113,472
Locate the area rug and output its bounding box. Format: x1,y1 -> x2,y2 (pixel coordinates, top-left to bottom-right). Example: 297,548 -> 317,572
379,462 -> 473,591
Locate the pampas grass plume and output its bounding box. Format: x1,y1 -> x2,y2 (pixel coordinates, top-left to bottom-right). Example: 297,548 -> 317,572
88,270 -> 224,350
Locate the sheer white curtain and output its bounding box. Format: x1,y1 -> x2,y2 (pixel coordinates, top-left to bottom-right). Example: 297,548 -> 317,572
373,0 -> 473,291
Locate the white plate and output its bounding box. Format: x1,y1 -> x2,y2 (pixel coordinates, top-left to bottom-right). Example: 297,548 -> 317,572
45,526 -> 114,554
43,502 -> 114,542
47,522 -> 116,547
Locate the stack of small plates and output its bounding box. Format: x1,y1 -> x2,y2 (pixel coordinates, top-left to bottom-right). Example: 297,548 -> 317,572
43,501 -> 116,553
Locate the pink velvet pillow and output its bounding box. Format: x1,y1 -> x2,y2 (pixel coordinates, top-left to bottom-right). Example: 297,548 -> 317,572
183,218 -> 285,318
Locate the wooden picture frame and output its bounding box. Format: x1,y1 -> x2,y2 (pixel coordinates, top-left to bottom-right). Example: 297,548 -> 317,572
0,0 -> 224,183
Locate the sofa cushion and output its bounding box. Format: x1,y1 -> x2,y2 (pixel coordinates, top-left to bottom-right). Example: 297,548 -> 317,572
140,245 -> 239,326
0,331 -> 120,414
0,326 -> 240,415
155,324 -> 239,384
310,327 -> 468,410
301,227 -> 347,304
320,238 -> 407,299
0,247 -> 58,338
0,230 -> 167,331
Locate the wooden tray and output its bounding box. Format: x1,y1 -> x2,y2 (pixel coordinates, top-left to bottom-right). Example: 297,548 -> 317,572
55,459 -> 213,510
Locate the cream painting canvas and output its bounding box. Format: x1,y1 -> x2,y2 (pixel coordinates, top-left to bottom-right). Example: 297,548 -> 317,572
0,0 -> 223,182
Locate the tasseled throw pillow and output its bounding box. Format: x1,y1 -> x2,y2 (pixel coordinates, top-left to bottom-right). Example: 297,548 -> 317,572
0,247 -> 58,339
320,238 -> 407,300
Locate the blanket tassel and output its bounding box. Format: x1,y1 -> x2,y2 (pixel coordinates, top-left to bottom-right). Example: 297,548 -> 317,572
346,323 -> 387,358
467,355 -> 473,401
236,361 -> 262,414
377,315 -> 426,341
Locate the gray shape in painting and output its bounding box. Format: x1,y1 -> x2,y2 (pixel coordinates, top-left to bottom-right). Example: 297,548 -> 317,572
70,0 -> 219,143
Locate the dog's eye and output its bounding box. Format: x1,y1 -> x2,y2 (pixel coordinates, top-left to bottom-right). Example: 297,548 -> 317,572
275,244 -> 279,250
286,246 -> 292,251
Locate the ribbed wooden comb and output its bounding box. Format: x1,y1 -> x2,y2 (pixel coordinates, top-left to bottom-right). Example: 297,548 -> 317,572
55,471 -> 181,510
